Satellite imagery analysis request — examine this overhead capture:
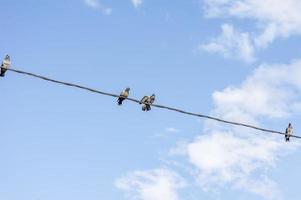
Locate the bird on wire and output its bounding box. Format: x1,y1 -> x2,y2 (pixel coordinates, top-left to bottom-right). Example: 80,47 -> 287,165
285,123 -> 293,142
0,55 -> 11,77
140,94 -> 155,111
2,58 -> 301,141
117,87 -> 130,105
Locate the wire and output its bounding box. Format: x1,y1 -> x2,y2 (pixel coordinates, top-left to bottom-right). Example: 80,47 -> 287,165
4,67 -> 301,139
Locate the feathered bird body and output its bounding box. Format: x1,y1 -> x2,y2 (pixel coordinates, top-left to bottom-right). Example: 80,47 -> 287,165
0,55 -> 11,77
149,94 -> 155,104
117,88 -> 130,105
140,96 -> 149,104
285,123 -> 293,142
140,94 -> 155,111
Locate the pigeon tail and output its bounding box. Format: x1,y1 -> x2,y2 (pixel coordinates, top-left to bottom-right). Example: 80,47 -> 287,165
0,69 -> 6,77
142,105 -> 147,111
285,135 -> 290,142
142,104 -> 151,111
117,97 -> 124,106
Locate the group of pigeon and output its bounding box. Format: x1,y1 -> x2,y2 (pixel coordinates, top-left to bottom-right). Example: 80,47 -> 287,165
0,55 -> 294,141
117,87 -> 156,111
0,55 -> 156,112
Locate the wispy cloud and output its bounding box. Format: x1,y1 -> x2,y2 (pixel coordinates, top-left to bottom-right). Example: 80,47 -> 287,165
213,60 -> 301,119
83,0 -> 112,15
116,168 -> 186,200
186,132 -> 287,199
165,127 -> 180,133
201,0 -> 301,62
201,24 -> 255,63
172,59 -> 301,199
131,0 -> 143,9
116,59 -> 301,199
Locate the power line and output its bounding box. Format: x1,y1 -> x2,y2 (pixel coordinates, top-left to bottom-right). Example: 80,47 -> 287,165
4,67 -> 301,139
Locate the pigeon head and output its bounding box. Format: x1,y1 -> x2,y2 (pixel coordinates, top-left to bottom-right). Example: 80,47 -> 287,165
149,94 -> 155,103
125,88 -> 130,92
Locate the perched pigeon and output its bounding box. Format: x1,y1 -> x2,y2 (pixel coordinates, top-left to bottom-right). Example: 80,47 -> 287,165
140,95 -> 149,104
0,55 -> 11,77
140,94 -> 155,111
285,123 -> 293,142
149,94 -> 155,104
117,88 -> 130,105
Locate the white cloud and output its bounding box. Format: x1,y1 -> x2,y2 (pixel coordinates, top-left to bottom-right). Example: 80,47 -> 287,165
166,127 -> 180,133
186,131 -> 293,200
235,177 -> 281,200
83,0 -> 112,15
173,59 -> 301,199
84,0 -> 99,8
131,0 -> 143,9
201,24 -> 255,63
116,60 -> 301,199
201,0 -> 301,61
116,168 -> 186,200
213,60 -> 301,120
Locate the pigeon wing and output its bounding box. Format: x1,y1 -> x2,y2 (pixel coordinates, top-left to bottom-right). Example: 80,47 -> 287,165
150,96 -> 155,104
2,56 -> 11,69
140,96 -> 149,104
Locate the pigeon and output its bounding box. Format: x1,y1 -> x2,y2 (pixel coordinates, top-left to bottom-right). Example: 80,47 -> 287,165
117,88 -> 130,105
140,94 -> 155,111
149,94 -> 155,104
0,55 -> 11,77
285,123 -> 293,142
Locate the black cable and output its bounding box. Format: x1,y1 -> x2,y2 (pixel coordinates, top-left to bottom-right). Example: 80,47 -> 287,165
4,67 -> 301,139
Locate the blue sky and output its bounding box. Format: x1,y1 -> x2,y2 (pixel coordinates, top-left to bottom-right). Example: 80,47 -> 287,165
1,0 -> 301,200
